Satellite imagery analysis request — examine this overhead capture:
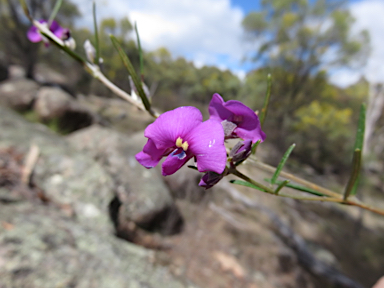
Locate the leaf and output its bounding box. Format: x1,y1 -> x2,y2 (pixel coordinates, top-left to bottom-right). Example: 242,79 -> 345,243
259,73 -> 272,126
274,180 -> 290,194
134,22 -> 144,78
271,143 -> 295,185
40,31 -> 87,64
344,149 -> 362,200
92,1 -> 100,65
265,178 -> 327,197
230,180 -> 266,192
187,165 -> 198,170
48,0 -> 63,25
348,103 -> 366,197
354,103 -> 366,151
110,35 -> 151,112
19,0 -> 31,20
249,140 -> 261,156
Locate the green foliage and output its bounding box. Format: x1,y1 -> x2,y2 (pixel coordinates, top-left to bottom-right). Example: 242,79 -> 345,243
240,0 -> 369,174
292,100 -> 354,173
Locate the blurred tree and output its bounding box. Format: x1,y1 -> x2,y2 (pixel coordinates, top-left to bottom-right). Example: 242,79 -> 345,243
241,0 -> 370,173
0,0 -> 80,78
242,0 -> 369,130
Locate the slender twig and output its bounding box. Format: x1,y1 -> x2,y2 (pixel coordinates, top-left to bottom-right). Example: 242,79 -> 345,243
30,18 -> 159,118
230,166 -> 384,216
248,158 -> 342,199
21,144 -> 39,184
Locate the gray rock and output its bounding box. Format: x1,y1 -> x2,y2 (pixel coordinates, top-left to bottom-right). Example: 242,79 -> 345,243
34,86 -> 73,120
0,78 -> 39,111
67,125 -> 183,235
0,201 -> 192,288
34,87 -> 95,133
0,106 -> 114,233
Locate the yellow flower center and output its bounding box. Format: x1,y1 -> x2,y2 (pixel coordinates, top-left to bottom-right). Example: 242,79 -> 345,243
176,137 -> 189,151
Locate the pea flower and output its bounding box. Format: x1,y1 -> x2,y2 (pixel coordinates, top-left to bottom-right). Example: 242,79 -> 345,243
27,20 -> 68,45
209,93 -> 266,143
136,106 -> 227,176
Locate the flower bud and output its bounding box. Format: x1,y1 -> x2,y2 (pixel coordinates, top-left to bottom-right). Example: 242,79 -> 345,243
199,167 -> 228,189
84,39 -> 96,63
229,139 -> 252,163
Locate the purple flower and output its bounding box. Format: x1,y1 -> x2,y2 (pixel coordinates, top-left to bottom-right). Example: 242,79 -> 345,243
27,20 -> 68,44
209,93 -> 266,143
136,106 -> 227,176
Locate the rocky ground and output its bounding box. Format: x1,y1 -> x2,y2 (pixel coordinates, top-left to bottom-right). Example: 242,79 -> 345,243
1,68 -> 384,288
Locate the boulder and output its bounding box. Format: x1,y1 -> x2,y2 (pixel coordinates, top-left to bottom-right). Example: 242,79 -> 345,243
0,199 -> 192,288
67,125 -> 183,235
34,87 -> 95,133
34,86 -> 73,120
0,106 -> 198,288
0,78 -> 39,111
0,106 -> 114,233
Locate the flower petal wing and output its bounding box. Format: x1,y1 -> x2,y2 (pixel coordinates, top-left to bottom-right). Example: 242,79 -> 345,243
208,93 -> 232,122
186,119 -> 226,174
235,126 -> 266,143
145,106 -> 203,150
225,100 -> 266,142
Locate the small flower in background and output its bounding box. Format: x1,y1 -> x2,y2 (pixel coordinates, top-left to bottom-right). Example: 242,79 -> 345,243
229,139 -> 253,163
209,93 -> 266,143
27,20 -> 70,46
136,106 -> 227,176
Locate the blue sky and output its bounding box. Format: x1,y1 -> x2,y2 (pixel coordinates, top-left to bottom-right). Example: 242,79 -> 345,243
75,0 -> 384,87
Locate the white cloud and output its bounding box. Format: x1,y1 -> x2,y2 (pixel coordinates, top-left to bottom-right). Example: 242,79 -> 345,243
349,0 -> 384,84
75,0 -> 245,72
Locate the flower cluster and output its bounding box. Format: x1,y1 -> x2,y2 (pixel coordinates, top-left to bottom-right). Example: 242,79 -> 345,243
136,93 -> 266,188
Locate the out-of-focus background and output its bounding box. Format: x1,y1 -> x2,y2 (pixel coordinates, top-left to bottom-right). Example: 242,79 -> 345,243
0,0 -> 384,287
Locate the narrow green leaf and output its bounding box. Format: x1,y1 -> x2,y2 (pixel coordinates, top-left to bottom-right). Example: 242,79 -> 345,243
274,180 -> 290,194
134,22 -> 144,78
48,0 -> 63,25
259,73 -> 272,126
271,143 -> 295,185
251,139 -> 261,155
19,0 -> 32,20
354,103 -> 366,151
40,31 -> 87,64
93,1 -> 100,65
187,165 -> 198,170
264,178 -> 327,197
344,149 -> 362,200
349,103 -> 366,196
230,179 -> 266,192
110,35 -> 151,111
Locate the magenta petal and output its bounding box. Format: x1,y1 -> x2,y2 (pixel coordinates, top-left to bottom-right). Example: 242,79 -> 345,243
48,21 -> 67,39
145,106 -> 203,150
162,153 -> 191,176
208,93 -> 232,122
186,119 -> 227,174
235,126 -> 266,143
135,139 -> 166,168
27,26 -> 42,42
